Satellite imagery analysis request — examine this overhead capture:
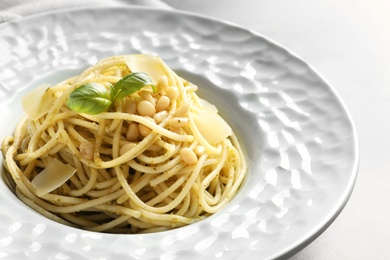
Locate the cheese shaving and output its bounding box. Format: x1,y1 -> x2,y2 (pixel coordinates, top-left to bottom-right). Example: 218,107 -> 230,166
22,84 -> 57,120
31,158 -> 76,197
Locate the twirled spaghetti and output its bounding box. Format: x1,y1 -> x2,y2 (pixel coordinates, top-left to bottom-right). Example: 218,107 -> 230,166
1,54 -> 247,234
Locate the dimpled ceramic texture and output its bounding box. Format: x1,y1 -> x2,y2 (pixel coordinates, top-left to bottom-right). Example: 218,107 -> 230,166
0,7 -> 358,260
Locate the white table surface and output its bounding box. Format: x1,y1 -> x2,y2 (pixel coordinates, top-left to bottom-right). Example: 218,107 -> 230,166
163,0 -> 390,259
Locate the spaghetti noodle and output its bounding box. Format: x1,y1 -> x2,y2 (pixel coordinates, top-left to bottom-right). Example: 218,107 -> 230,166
1,54 -> 247,234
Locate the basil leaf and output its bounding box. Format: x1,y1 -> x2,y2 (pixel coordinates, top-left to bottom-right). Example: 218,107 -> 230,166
113,72 -> 156,100
66,83 -> 112,114
109,84 -> 116,102
66,72 -> 156,115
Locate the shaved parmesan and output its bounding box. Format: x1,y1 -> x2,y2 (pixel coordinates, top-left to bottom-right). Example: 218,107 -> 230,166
199,98 -> 218,114
125,54 -> 166,84
31,158 -> 76,197
22,84 -> 57,120
193,112 -> 232,144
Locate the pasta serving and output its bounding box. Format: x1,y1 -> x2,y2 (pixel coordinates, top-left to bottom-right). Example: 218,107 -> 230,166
1,54 -> 247,234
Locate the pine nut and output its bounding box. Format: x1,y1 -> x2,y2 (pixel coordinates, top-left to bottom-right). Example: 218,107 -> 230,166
166,86 -> 179,101
158,75 -> 168,89
180,148 -> 198,165
194,145 -> 205,156
120,142 -> 137,156
140,91 -> 156,106
156,96 -> 170,112
153,110 -> 168,124
79,142 -> 94,160
126,122 -> 139,141
137,100 -> 156,117
146,144 -> 162,152
138,117 -> 155,137
125,99 -> 137,114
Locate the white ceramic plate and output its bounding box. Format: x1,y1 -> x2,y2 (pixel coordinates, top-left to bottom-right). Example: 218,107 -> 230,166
0,7 -> 358,260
